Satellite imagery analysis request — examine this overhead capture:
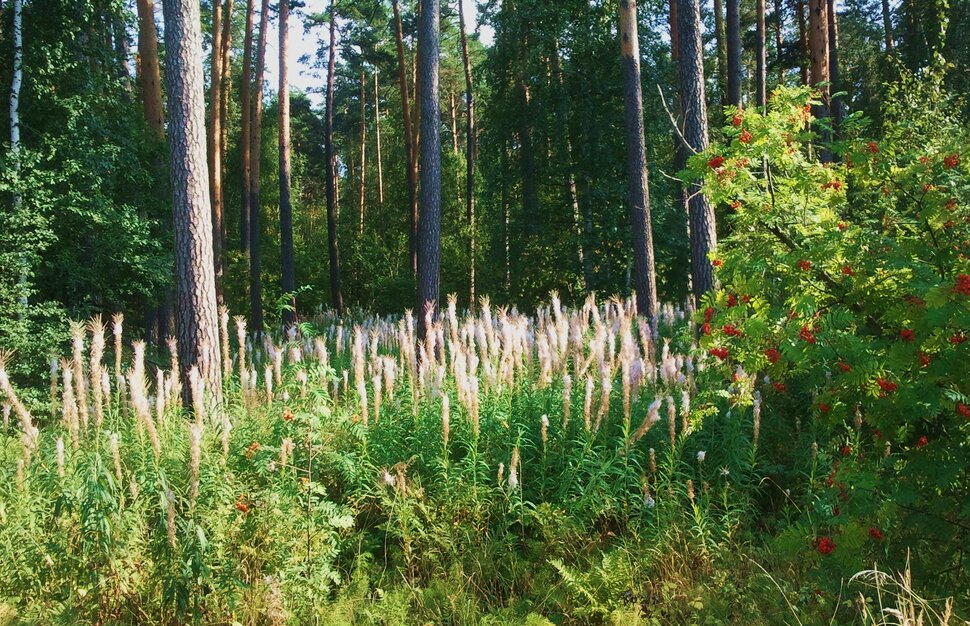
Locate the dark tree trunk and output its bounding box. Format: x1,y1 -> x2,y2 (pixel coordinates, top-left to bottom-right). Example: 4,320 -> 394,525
882,0 -> 894,52
774,0 -> 785,84
796,0 -> 809,85
160,0 -> 224,403
458,0 -> 476,307
756,0 -> 767,107
393,0 -> 419,275
324,0 -> 344,314
726,0 -> 742,107
240,0 -> 254,253
678,0 -> 718,300
416,0 -> 442,339
279,0 -> 297,327
249,0 -> 270,335
518,78 -> 539,235
619,0 -> 658,318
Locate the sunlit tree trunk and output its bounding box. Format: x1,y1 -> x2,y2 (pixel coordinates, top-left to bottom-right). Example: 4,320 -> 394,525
208,0 -> 224,305
160,0 -> 224,403
219,0 -> 233,206
808,0 -> 829,104
678,0 -> 718,300
619,0 -> 658,317
358,70 -> 367,236
713,0 -> 727,101
827,0 -> 842,128
279,0 -> 297,327
249,0 -> 270,335
374,70 -> 384,208
324,0 -> 344,314
458,0 -> 477,305
416,0 -> 442,339
10,0 -> 25,310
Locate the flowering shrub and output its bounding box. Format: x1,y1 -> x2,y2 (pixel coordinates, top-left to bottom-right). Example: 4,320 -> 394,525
688,83 -> 970,587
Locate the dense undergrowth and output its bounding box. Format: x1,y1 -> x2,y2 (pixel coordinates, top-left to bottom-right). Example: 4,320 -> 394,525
2,83 -> 969,624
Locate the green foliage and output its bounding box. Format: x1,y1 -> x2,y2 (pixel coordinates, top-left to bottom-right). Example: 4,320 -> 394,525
687,81 -> 970,604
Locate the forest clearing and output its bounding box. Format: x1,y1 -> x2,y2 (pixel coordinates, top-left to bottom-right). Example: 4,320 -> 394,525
1,0 -> 969,623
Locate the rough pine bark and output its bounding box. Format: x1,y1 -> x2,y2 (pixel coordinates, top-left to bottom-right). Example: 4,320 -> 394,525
726,0 -> 742,107
249,0 -> 270,335
136,0 -> 165,137
417,0 -> 442,339
619,0 -> 658,318
808,0 -> 829,110
160,0 -> 224,403
458,0 -> 476,306
240,0 -> 254,252
756,0 -> 767,107
279,0 -> 297,327
678,0 -> 718,300
324,0 -> 344,314
392,0 -> 419,275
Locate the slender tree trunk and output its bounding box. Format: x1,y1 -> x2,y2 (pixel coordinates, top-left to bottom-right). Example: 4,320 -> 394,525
670,0 -> 688,272
774,0 -> 785,84
279,0 -> 297,327
416,0 -> 442,338
358,70 -> 367,236
113,14 -> 132,82
726,0 -> 742,107
10,0 -> 26,311
619,0 -> 658,318
218,0 -> 234,244
249,0 -> 270,335
208,0 -> 225,306
240,0 -> 254,252
881,0 -> 894,52
324,0 -> 344,314
374,70 -> 384,208
796,0 -> 809,85
713,0 -> 727,101
449,92 -> 459,155
160,0 -> 224,403
458,0 -> 476,306
392,0 -> 419,275
827,0 -> 842,128
678,0 -> 718,301
137,0 -> 165,138
518,78 -> 539,234
756,0 -> 767,107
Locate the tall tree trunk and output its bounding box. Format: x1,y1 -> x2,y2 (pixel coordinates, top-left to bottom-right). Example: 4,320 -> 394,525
449,92 -> 459,155
881,0 -> 894,52
324,0 -> 344,314
678,0 -> 718,301
827,0 -> 842,128
796,0 -> 809,85
358,70 -> 367,236
518,78 -> 539,234
240,0 -> 254,252
392,0 -> 419,275
619,0 -> 658,318
726,0 -> 742,107
774,0 -> 785,84
416,0 -> 441,339
808,0 -> 829,105
219,0 -> 234,206
249,0 -> 270,335
458,0 -> 476,305
279,0 -> 297,327
670,0 -> 688,286
160,0 -> 224,403
756,0 -> 767,107
374,70 -> 384,208
208,0 -> 224,306
137,0 -> 165,137
10,0 -> 24,310
713,0 -> 727,101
